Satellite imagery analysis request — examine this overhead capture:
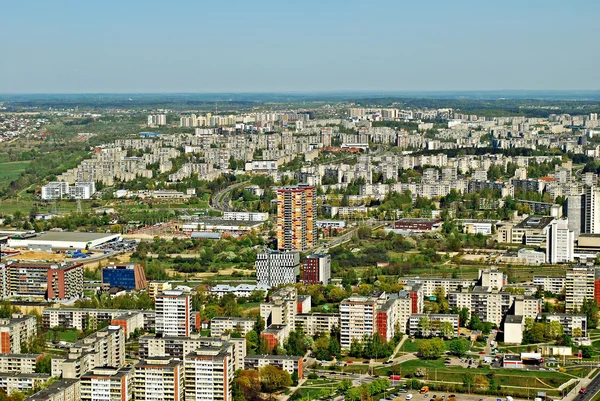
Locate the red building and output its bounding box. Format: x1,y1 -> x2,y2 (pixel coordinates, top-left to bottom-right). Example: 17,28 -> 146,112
6,262 -> 84,300
301,254 -> 331,284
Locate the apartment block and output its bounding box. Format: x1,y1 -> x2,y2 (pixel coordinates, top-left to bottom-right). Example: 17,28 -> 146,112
80,367 -> 133,401
134,357 -> 183,401
276,185 -> 316,251
546,218 -> 574,263
185,347 -> 234,401
294,313 -> 339,337
255,250 -> 300,288
0,315 -> 37,355
52,325 -> 125,378
156,290 -> 191,337
448,288 -> 513,325
260,286 -> 297,328
260,324 -> 290,351
340,297 -> 377,350
542,313 -> 587,337
138,335 -> 246,373
0,354 -> 42,373
26,378 -> 81,401
478,268 -> 507,290
7,262 -> 84,300
0,373 -> 50,395
408,314 -> 460,337
244,355 -> 303,379
148,281 -> 172,299
565,267 -> 596,312
41,182 -> 96,200
210,317 -> 256,337
533,276 -> 566,294
400,277 -> 474,298
43,308 -> 150,333
301,254 -> 331,284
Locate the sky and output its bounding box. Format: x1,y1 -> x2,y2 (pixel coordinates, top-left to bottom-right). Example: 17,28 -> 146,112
1,0 -> 599,94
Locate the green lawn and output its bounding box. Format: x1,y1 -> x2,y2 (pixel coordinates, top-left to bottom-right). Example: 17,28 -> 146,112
45,328 -> 80,343
0,160 -> 31,182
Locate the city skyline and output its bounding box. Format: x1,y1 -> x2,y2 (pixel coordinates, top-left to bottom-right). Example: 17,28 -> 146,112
1,0 -> 599,93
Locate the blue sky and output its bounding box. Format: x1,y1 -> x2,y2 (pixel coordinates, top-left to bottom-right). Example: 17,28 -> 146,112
1,0 -> 598,93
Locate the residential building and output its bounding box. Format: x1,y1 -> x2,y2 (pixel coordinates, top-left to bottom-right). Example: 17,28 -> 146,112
147,114 -> 167,126
25,378 -> 81,401
565,194 -> 585,239
393,218 -> 441,232
255,250 -> 300,288
542,313 -> 587,336
448,287 -> 513,325
400,278 -> 473,298
52,325 -> 125,378
0,373 -> 51,395
294,313 -> 339,337
0,354 -> 42,373
301,254 -> 331,284
185,347 -> 234,401
133,357 -> 183,401
102,263 -> 147,290
210,317 -> 256,337
533,276 -> 566,294
339,297 -> 377,350
511,216 -> 555,246
41,182 -> 96,200
260,324 -> 290,352
155,290 -> 191,337
565,267 -> 595,312
208,284 -> 270,299
407,314 -> 459,337
7,262 -> 84,300
585,186 -> 600,234
276,185 -> 316,251
244,355 -> 303,379
546,218 -> 574,264
478,268 -> 506,290
0,315 -> 37,355
43,308 -> 150,333
148,281 -> 172,299
80,367 -> 133,401
503,315 -> 525,344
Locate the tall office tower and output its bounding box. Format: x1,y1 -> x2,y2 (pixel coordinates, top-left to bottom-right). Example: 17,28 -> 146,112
276,185 -> 316,251
134,357 -> 183,401
255,250 -> 300,287
565,267 -> 595,312
155,290 -> 191,337
566,194 -> 585,239
184,348 -> 234,401
301,254 -> 331,284
585,186 -> 600,234
546,218 -> 574,264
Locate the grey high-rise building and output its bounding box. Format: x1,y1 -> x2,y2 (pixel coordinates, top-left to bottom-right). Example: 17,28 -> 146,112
584,186 -> 600,234
565,194 -> 585,239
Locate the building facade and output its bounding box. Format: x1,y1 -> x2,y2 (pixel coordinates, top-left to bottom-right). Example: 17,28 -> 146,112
155,291 -> 191,337
276,186 -> 316,251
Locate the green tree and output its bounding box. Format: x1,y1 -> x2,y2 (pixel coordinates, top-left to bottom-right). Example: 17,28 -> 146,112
440,321 -> 455,339
582,298 -> 599,329
260,364 -> 292,393
448,338 -> 470,357
417,338 -> 445,359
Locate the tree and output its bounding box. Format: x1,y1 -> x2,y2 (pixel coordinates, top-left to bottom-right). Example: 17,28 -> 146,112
440,322 -> 455,339
458,307 -> 470,327
314,336 -> 333,361
35,355 -> 52,374
417,317 -> 430,337
260,364 -> 292,393
233,370 -> 261,401
349,338 -> 363,358
248,290 -> 266,303
573,327 -> 583,338
417,338 -> 445,359
548,321 -> 564,339
284,330 -> 308,357
448,338 -> 470,357
474,375 -> 489,390
582,298 -> 599,329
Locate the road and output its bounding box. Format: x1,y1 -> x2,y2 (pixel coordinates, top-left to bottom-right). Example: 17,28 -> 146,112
210,180 -> 250,212
570,371 -> 600,401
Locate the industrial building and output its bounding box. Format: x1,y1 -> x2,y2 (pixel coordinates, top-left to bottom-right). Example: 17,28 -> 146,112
8,231 -> 120,250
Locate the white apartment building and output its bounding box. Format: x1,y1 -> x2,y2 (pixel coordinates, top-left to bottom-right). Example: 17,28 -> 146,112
479,268 -> 506,290
255,250 -> 300,288
401,278 -> 474,298
134,357 -> 183,401
448,288 -> 513,325
0,354 -> 41,373
26,378 -> 81,401
408,314 -> 460,337
155,290 -> 191,337
543,313 -> 587,336
546,218 -> 574,264
565,267 -> 596,313
147,114 -> 167,126
295,313 -> 340,337
210,317 -> 256,337
0,315 -> 37,355
41,181 -> 96,200
80,367 -> 133,401
340,297 -> 376,350
0,372 -> 51,395
533,276 -> 566,294
185,348 -> 234,401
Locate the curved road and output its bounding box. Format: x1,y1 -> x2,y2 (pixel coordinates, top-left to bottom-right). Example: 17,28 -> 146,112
210,180 -> 250,212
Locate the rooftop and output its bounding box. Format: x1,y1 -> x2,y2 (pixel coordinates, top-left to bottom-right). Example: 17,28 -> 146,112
28,231 -> 119,242
514,216 -> 554,230
504,315 -> 524,324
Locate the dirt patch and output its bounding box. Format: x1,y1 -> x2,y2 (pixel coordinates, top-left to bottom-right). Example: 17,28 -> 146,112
7,251 -> 65,262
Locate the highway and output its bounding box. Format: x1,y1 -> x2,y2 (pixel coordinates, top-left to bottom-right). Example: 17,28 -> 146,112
573,373 -> 600,401
210,180 -> 250,212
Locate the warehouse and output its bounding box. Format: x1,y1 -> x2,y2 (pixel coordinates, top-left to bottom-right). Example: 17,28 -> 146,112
8,232 -> 120,250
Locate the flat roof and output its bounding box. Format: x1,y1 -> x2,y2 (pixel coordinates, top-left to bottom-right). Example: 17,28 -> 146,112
33,232 -> 118,242
514,216 -> 554,229
505,315 -> 524,324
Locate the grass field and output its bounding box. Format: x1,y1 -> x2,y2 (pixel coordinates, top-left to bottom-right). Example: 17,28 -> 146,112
45,328 -> 80,343
0,160 -> 31,182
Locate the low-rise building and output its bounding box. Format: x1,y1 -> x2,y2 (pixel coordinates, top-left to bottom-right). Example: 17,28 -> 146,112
533,276 -> 566,294
295,313 -> 339,337
26,378 -> 81,401
0,354 -> 42,373
407,314 -> 459,337
542,313 -> 587,337
503,315 -> 524,344
244,355 -> 303,379
210,317 -> 256,337
0,373 -> 50,395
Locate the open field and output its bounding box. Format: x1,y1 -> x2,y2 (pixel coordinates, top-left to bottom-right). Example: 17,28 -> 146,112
0,160 -> 31,182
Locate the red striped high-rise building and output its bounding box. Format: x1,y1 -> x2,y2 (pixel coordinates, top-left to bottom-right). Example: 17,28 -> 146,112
276,185 -> 316,251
